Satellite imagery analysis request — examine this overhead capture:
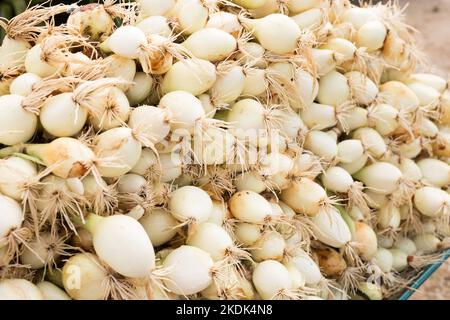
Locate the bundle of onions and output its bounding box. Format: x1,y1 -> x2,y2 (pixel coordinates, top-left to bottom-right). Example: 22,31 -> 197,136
25,31 -> 96,78
68,1 -> 135,41
106,26 -> 192,75
36,77 -> 131,137
0,0 -> 448,302
0,4 -> 70,72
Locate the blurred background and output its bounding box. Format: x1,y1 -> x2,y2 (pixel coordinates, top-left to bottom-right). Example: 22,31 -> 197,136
0,0 -> 448,299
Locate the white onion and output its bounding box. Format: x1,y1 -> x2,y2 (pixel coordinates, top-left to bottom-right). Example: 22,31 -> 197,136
310,206 -> 352,248
140,208 -> 178,246
126,72 -> 154,106
0,94 -> 38,145
210,64 -> 245,105
159,90 -> 205,133
339,106 -> 368,132
414,187 -> 450,218
163,245 -> 214,295
280,178 -> 327,217
23,138 -> 94,179
251,231 -> 286,262
24,44 -> 61,78
183,28 -> 237,62
339,153 -> 368,175
104,55 -> 136,91
62,253 -> 108,300
378,81 -> 419,111
293,69 -> 319,109
93,127 -> 142,177
413,233 -> 441,254
233,0 -> 267,9
0,156 -> 37,200
340,7 -> 375,29
171,0 -> 208,35
0,36 -> 31,71
394,237 -> 417,256
9,73 -> 41,96
355,162 -> 402,195
352,127 -> 387,158
0,195 -> 24,240
345,71 -> 379,105
241,14 -> 301,54
304,130 -> 338,162
138,0 -> 176,17
107,26 -> 147,59
137,16 -> 172,38
206,12 -> 241,36
417,158 -> 450,187
229,190 -> 273,223
377,205 -> 401,230
128,105 -> 170,145
187,222 -> 237,261
321,166 -> 355,193
356,20 -> 387,52
407,82 -> 440,107
84,214 -> 155,278
337,139 -> 364,164
322,38 -> 356,62
40,92 -> 88,137
37,281 -> 71,300
389,248 -> 408,272
169,186 -> 213,224
234,222 -> 262,246
311,49 -> 339,76
234,171 -> 267,193
317,71 -> 350,106
301,103 -> 337,130
161,58 -> 216,95
407,73 -> 447,93
252,260 -> 292,300
259,153 -> 294,190
287,249 -> 322,285
0,279 -> 43,300
373,247 -> 393,273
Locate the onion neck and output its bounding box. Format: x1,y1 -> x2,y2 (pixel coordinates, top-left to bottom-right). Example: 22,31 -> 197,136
84,213 -> 104,235
0,144 -> 25,158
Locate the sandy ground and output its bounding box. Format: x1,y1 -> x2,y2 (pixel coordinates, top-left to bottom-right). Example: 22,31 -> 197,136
397,0 -> 450,300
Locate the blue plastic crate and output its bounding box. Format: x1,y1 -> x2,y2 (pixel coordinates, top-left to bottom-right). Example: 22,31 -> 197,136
398,249 -> 450,300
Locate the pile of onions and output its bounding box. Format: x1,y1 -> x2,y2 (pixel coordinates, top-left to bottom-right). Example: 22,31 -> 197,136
0,0 -> 448,301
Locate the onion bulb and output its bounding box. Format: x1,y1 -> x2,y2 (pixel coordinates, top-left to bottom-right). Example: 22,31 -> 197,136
83,213 -> 155,278
162,245 -> 214,295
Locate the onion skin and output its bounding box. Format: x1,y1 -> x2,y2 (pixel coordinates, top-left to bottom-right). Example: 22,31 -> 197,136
315,247 -> 347,277
354,222 -> 378,261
